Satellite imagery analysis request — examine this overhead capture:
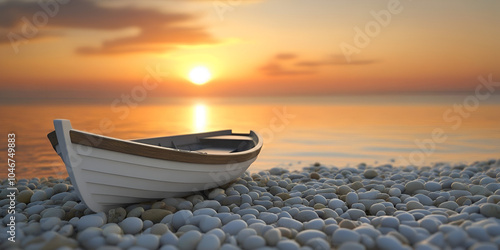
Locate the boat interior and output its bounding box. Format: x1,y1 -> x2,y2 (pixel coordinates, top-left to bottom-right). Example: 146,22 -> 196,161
132,130 -> 257,154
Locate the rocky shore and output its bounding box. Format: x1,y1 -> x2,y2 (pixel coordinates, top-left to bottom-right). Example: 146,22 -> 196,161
1,160 -> 500,249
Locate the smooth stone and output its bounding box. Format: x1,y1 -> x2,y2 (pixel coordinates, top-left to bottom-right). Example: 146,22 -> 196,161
304,218 -> 326,230
233,184 -> 250,194
160,231 -> 179,245
136,234 -> 160,250
17,190 -> 34,203
194,208 -> 217,217
295,210 -> 319,222
172,210 -> 193,230
479,203 -> 500,218
339,219 -> 357,229
449,190 -> 472,198
377,235 -> 404,249
370,204 -> 386,215
313,194 -> 328,205
277,217 -> 303,231
264,228 -> 281,246
487,195 -> 500,204
364,169 -> 378,179
380,216 -> 400,229
388,188 -> 401,197
207,228 -> 226,243
119,217 -> 143,234
58,224 -> 74,237
338,242 -> 366,250
200,216 -> 222,232
446,228 -> 467,246
439,201 -> 459,211
150,223 -> 169,235
259,212 -> 278,224
194,200 -> 222,211
347,209 -> 366,221
346,192 -> 359,206
178,230 -> 202,250
358,190 -> 379,200
242,235 -> 266,250
295,229 -> 327,245
354,225 -> 381,239
419,218 -> 441,234
77,227 -> 103,242
197,233 -> 221,250
178,201 -> 194,210
285,196 -> 303,205
466,226 -> 491,242
414,194 -> 434,206
53,183 -> 69,194
222,219 -> 247,235
332,228 -> 361,245
407,201 -> 425,210
127,207 -> 145,218
30,190 -> 48,202
276,240 -> 300,250
306,237 -> 331,249
40,217 -> 61,231
77,215 -> 104,231
26,204 -> 45,216
406,181 -> 425,194
142,209 -> 171,223
102,223 -> 122,236
236,228 -> 257,244
328,199 -> 345,209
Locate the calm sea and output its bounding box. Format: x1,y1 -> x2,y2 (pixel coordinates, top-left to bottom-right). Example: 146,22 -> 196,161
1,95 -> 499,179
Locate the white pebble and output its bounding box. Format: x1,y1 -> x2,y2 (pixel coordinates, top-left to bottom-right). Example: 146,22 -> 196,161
377,235 -> 404,249
277,217 -> 303,231
197,233 -> 221,250
136,234 -> 160,250
295,229 -> 327,245
77,215 -> 104,231
242,235 -> 265,250
178,230 -> 202,250
119,217 -> 143,234
277,240 -> 300,250
199,216 -> 222,233
332,228 -> 361,245
222,219 -> 247,235
160,231 -> 178,245
328,199 -> 345,209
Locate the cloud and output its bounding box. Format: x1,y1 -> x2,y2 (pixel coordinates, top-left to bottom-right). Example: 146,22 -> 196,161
0,0 -> 217,54
259,62 -> 315,76
275,53 -> 297,60
260,53 -> 378,76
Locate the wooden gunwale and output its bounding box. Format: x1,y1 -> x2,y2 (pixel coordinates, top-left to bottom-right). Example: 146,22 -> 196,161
47,130 -> 261,164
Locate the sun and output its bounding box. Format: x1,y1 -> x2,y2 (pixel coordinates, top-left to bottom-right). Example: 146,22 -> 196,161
188,66 -> 211,85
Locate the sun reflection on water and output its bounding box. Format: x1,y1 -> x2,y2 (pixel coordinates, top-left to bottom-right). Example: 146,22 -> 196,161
194,104 -> 207,132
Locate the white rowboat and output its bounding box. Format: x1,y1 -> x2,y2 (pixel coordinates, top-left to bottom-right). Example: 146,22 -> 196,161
47,119 -> 262,212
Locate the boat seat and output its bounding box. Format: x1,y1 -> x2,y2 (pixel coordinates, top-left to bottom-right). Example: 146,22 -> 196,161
199,135 -> 253,142
195,147 -> 236,154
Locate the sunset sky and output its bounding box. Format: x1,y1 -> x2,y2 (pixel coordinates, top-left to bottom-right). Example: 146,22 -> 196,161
1,0 -> 499,100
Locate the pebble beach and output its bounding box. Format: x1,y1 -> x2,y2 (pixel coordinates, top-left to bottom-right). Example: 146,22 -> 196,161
1,160 -> 500,250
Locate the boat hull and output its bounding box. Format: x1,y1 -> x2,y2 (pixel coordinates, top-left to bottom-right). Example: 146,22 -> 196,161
50,119 -> 261,212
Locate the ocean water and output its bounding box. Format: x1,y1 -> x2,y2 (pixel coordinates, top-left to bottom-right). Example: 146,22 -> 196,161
1,95 -> 499,179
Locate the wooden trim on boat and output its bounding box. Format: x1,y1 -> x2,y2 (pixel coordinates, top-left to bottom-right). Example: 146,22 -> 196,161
48,130 -> 261,164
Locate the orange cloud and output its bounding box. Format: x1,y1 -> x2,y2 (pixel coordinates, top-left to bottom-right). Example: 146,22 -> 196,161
0,0 -> 217,54
260,53 -> 378,76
